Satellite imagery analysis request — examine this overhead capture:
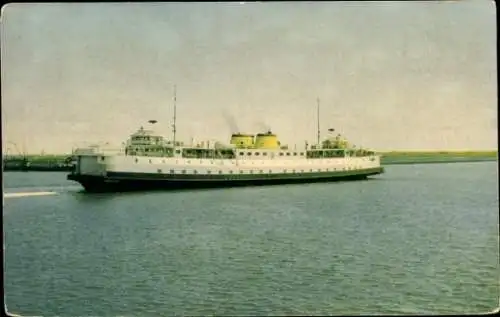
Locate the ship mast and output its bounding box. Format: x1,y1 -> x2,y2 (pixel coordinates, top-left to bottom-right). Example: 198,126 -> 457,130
317,97 -> 320,146
172,85 -> 177,146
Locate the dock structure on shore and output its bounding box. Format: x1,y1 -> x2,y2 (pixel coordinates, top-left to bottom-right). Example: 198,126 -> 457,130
2,155 -> 72,171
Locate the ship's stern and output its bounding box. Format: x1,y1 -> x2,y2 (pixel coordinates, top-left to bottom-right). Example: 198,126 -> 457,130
67,150 -> 112,192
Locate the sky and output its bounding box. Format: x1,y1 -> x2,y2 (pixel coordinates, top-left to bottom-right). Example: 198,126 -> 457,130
1,1 -> 497,154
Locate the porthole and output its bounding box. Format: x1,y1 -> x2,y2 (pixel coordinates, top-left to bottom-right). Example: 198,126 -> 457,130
240,170 -> 244,174
229,170 -> 233,174
239,152 -> 244,156
286,153 -> 291,156
300,152 -> 304,156
247,152 -> 252,156
255,152 -> 260,156
293,153 -> 297,156
194,170 -> 198,174
182,170 -> 186,174
263,152 -> 267,156
279,153 -> 284,156
219,170 -> 223,174
207,170 -> 212,174
170,169 -> 175,174
157,169 -> 162,173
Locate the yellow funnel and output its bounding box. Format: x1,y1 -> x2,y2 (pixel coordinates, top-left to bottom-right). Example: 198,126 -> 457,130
254,131 -> 280,149
230,134 -> 255,148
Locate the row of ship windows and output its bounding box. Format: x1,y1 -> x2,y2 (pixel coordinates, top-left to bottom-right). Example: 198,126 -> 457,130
155,168 -> 355,174
135,158 -> 364,164
239,152 -> 304,157
130,149 -> 302,156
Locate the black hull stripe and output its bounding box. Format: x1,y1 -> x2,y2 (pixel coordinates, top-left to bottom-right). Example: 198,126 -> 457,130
105,167 -> 383,181
67,167 -> 384,193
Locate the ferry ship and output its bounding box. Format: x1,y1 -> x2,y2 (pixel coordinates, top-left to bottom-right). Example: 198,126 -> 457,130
67,96 -> 384,192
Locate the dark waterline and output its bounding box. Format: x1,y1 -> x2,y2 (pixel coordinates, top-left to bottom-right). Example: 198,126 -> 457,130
3,162 -> 499,316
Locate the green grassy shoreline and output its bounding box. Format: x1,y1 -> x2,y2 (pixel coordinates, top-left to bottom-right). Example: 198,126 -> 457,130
379,151 -> 497,165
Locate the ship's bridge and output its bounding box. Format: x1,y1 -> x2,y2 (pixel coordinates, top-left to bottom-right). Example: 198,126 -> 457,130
126,126 -> 172,157
129,126 -> 164,146
321,134 -> 350,149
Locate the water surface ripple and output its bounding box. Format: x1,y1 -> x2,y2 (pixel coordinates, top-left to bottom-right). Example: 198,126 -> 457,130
4,162 -> 499,315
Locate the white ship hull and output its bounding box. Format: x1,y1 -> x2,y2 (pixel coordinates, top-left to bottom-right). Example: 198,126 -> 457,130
68,152 -> 384,192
